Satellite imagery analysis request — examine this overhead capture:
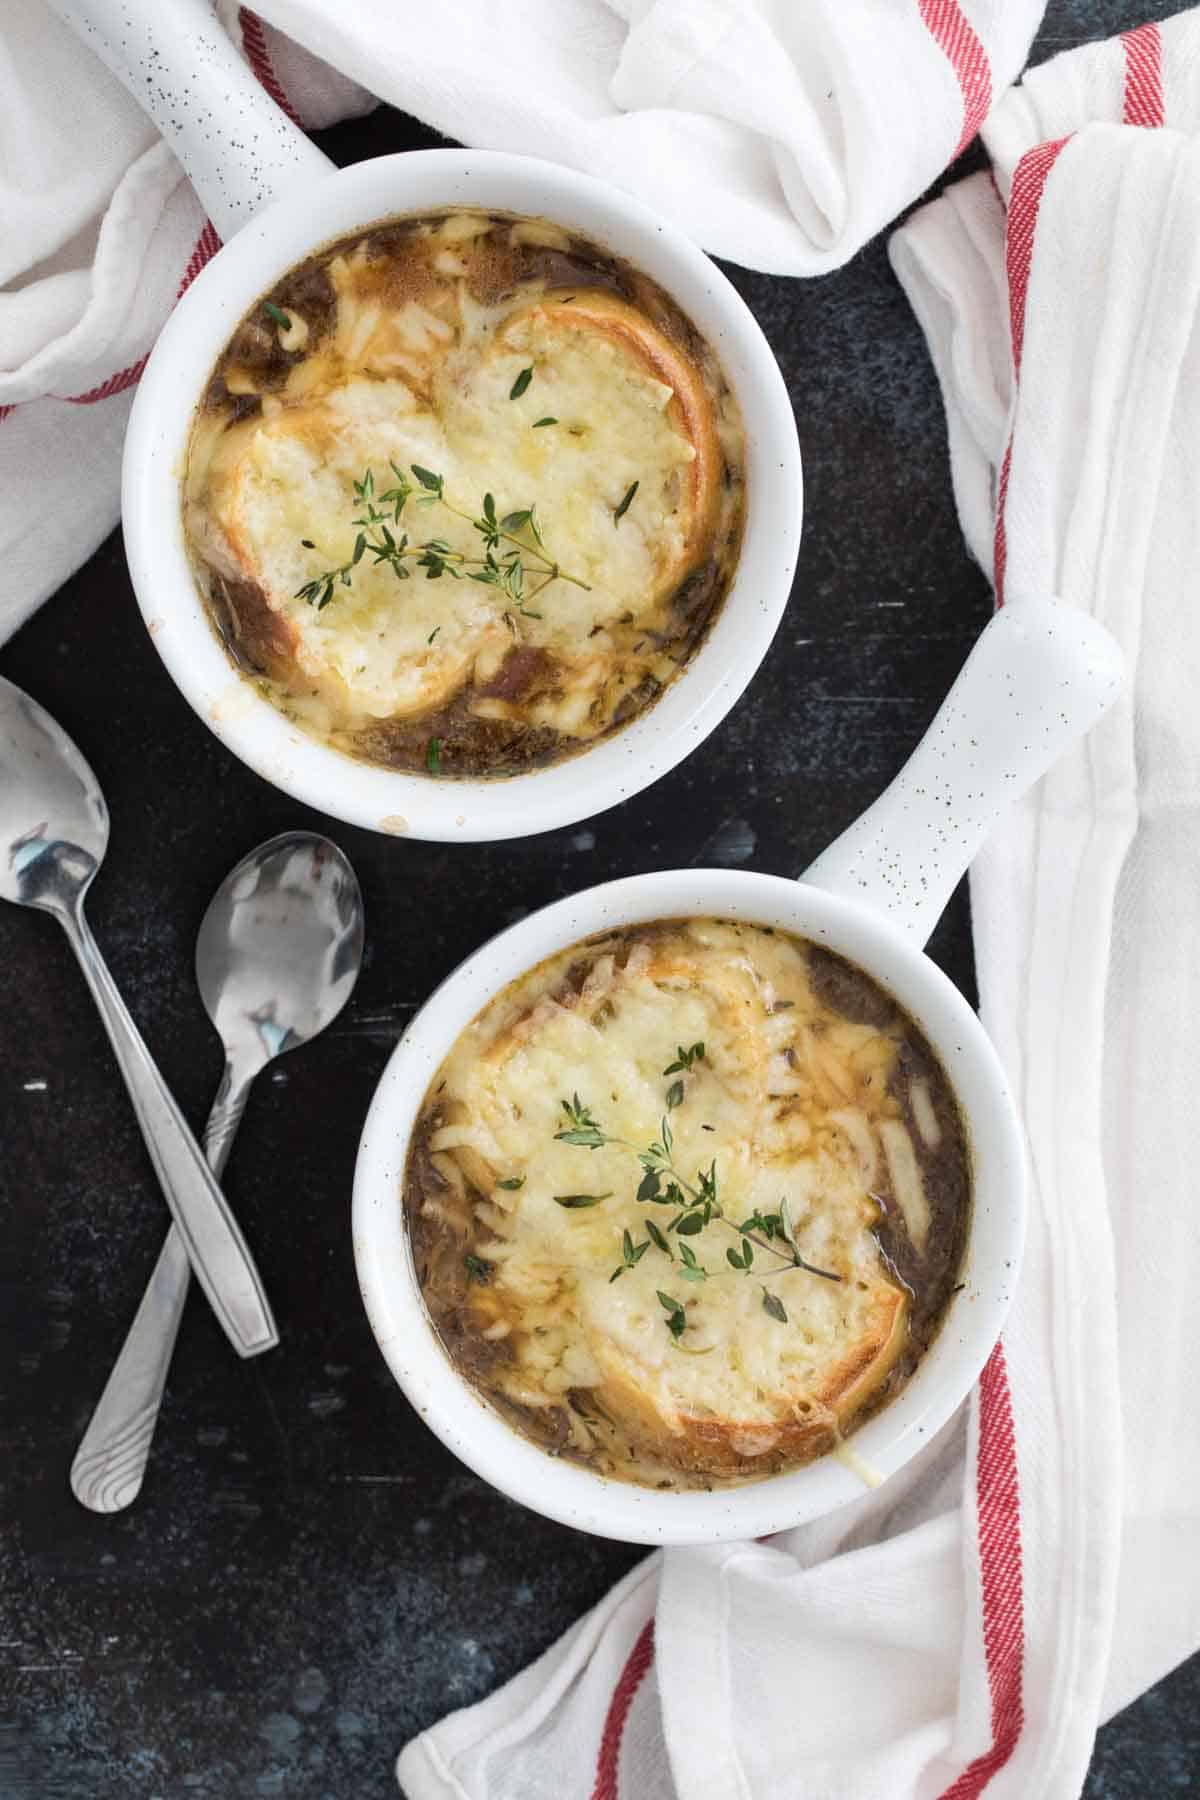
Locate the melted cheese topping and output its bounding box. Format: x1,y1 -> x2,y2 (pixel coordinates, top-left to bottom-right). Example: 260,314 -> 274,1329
185,214 -> 745,766
408,921 -> 953,1486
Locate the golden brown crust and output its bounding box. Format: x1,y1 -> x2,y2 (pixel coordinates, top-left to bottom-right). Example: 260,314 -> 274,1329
582,1285 -> 908,1480
496,288 -> 721,592
449,929 -> 912,1481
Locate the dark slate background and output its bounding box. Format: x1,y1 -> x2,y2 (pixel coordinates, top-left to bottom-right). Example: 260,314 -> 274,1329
2,3 -> 1195,1794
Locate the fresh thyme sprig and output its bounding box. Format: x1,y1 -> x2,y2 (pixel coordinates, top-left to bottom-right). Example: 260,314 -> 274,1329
555,1093 -> 609,1149
552,1055 -> 842,1340
293,462 -> 591,615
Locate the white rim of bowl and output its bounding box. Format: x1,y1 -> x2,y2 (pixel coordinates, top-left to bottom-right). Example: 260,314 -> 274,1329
123,150 -> 803,841
352,869 -> 1026,1544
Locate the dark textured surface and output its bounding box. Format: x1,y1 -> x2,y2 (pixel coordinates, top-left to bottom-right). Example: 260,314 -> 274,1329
2,4 -> 1196,1795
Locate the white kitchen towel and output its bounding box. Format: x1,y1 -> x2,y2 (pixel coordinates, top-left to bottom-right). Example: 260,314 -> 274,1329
891,3 -> 1200,1731
0,2 -> 372,643
0,0 -> 1045,644
397,14 -> 1200,1800
244,0 -> 1045,279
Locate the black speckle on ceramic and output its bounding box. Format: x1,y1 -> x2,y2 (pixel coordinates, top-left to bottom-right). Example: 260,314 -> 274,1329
77,0 -> 331,239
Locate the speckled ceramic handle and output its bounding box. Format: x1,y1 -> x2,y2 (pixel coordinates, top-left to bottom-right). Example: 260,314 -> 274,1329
46,0 -> 333,239
802,595 -> 1124,945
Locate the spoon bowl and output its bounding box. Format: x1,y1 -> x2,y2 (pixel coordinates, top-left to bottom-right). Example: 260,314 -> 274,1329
0,674 -> 276,1358
196,832 -> 365,1082
0,679 -> 108,913
71,830 -> 365,1511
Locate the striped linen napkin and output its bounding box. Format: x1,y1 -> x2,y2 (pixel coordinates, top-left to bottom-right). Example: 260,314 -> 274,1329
399,12 -> 1200,1799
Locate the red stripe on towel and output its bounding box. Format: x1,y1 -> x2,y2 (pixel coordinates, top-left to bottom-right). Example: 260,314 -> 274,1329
937,1340 -> 1026,1798
0,218 -> 221,423
64,219 -> 222,406
180,218 -> 223,286
992,441 -> 1014,603
1004,137 -> 1069,376
587,1349 -> 1026,1800
64,355 -> 150,406
992,136 -> 1069,601
1122,22 -> 1165,127
2,9 -> 299,426
591,1618 -> 654,1800
918,1 -> 993,156
962,48 -> 1164,1761
238,8 -> 302,126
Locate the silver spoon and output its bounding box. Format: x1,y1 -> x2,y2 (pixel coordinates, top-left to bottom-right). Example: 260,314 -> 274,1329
0,675 -> 276,1358
70,830 -> 365,1512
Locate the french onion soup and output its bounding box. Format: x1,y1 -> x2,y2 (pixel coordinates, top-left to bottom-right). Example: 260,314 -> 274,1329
403,919 -> 971,1491
183,211 -> 746,778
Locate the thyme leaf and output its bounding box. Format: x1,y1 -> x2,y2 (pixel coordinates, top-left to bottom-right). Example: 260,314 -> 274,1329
646,1219 -> 671,1257
657,1291 -> 687,1339
613,480 -> 639,523
554,1093 -> 610,1149
677,1241 -> 707,1282
554,1073 -> 843,1336
608,1228 -> 652,1282
295,464 -> 589,618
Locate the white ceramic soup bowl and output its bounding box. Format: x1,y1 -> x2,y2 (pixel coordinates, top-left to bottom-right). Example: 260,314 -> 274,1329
63,0 -> 801,840
354,597 -> 1124,1543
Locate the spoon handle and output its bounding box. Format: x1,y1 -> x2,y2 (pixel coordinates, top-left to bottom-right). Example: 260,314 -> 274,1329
61,904 -> 277,1357
70,1063 -> 254,1513
70,1226 -> 191,1513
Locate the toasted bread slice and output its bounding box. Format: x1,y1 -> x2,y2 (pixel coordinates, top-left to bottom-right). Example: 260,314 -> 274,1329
187,281 -> 724,737
581,1272 -> 908,1478
479,288 -> 721,603
188,381 -> 511,722
424,921 -> 914,1483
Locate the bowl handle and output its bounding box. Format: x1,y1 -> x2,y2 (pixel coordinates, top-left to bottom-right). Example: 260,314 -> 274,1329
802,595 -> 1124,946
46,0 -> 333,240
